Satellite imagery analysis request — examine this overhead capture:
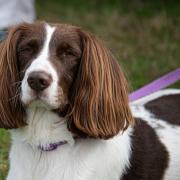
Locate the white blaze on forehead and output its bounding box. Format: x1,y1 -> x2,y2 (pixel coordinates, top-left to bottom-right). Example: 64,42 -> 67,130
26,24 -> 56,73
39,24 -> 55,62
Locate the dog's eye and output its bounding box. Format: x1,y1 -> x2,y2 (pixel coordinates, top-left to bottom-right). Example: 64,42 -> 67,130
18,40 -> 38,55
20,46 -> 33,53
17,40 -> 39,71
57,49 -> 77,60
61,51 -> 75,58
57,43 -> 78,60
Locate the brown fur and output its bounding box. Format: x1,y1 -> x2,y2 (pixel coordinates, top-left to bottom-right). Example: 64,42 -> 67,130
145,94 -> 180,125
0,22 -> 45,129
0,25 -> 26,129
68,30 -> 134,139
122,118 -> 169,180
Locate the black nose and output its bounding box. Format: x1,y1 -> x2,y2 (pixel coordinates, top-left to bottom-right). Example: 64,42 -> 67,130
27,71 -> 52,92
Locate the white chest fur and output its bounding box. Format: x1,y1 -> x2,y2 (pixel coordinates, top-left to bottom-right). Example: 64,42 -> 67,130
7,107 -> 132,180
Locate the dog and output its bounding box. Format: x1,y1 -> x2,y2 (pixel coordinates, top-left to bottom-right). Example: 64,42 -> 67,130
0,22 -> 179,180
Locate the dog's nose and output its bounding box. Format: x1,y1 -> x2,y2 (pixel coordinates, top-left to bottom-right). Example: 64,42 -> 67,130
27,71 -> 52,92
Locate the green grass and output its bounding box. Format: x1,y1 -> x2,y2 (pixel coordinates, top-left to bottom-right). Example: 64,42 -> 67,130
0,0 -> 180,178
0,130 -> 10,179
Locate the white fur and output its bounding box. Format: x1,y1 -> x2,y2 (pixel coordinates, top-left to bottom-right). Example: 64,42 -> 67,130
7,107 -> 132,180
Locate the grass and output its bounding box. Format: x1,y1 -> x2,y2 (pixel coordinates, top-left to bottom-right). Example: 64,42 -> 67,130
0,0 -> 180,178
0,130 -> 10,179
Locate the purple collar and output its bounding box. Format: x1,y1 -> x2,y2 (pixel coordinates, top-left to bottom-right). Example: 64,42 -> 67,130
38,141 -> 68,151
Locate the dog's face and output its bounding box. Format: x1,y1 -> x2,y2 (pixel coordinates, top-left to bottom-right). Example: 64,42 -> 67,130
19,23 -> 82,112
0,22 -> 133,139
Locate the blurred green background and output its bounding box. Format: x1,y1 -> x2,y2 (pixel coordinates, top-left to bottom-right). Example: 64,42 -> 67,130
0,0 -> 180,178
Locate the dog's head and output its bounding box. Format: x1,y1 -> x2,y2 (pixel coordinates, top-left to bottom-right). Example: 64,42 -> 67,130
0,22 -> 133,139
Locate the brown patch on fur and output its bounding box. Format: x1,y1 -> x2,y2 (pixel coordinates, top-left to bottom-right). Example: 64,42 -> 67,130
67,30 -> 134,139
122,118 -> 169,180
145,94 -> 180,126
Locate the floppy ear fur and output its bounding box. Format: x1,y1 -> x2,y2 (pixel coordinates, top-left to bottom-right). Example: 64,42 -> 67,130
0,25 -> 26,129
68,30 -> 134,139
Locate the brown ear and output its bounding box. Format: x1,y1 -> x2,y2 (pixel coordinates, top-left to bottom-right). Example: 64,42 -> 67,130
68,30 -> 134,139
0,25 -> 26,129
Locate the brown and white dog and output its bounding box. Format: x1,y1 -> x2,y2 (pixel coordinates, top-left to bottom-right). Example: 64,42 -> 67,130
0,22 -> 179,180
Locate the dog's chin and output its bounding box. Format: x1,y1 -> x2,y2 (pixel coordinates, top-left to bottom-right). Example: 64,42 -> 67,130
22,97 -> 59,110
28,100 -> 55,110
21,92 -> 69,117
27,100 -> 69,117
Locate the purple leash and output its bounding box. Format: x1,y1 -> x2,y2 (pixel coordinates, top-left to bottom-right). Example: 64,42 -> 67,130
129,68 -> 180,102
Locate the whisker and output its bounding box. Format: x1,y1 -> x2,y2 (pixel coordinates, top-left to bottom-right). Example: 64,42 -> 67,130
12,80 -> 22,86
9,85 -> 22,105
18,69 -> 26,75
8,93 -> 20,101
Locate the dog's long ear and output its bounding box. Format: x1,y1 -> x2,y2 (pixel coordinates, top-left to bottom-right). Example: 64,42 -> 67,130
0,25 -> 26,129
68,30 -> 134,139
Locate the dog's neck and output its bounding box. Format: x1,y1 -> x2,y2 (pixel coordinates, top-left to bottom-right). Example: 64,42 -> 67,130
11,106 -> 75,150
